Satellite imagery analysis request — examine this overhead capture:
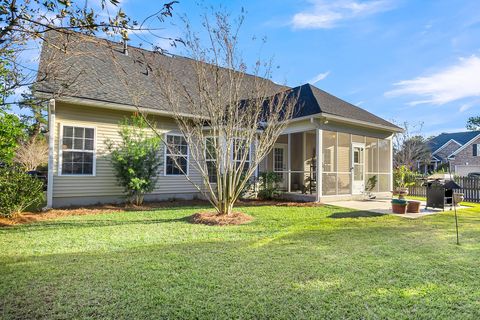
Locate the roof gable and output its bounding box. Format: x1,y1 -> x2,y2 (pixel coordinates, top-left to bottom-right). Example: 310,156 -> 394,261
428,131 -> 480,152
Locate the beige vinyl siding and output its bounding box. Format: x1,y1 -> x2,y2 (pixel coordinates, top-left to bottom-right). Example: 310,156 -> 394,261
53,102 -> 203,199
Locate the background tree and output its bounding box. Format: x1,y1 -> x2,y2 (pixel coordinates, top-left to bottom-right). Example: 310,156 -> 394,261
466,116 -> 480,131
0,111 -> 25,164
14,137 -> 48,171
106,115 -> 162,206
0,0 -> 177,111
393,121 -> 431,169
133,12 -> 296,216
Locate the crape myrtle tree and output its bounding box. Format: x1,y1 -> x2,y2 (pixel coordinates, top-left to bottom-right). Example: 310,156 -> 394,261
139,12 -> 297,216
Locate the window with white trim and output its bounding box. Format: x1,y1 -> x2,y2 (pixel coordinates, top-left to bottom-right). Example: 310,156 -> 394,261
205,137 -> 217,183
165,135 -> 188,175
233,139 -> 251,172
61,126 -> 95,175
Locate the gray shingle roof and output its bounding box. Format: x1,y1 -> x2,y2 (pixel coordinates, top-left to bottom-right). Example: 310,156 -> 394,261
36,31 -> 399,131
285,84 -> 399,129
428,131 -> 480,153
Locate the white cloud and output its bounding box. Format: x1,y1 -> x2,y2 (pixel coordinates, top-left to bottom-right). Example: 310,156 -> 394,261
291,0 -> 395,29
385,55 -> 480,105
459,103 -> 473,113
308,71 -> 330,84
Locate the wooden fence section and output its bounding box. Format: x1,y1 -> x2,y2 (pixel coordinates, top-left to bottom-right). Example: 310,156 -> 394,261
408,186 -> 426,197
456,177 -> 480,203
408,177 -> 480,203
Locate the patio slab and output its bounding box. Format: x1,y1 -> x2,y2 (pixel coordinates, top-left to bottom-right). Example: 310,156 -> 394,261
323,198 -> 465,219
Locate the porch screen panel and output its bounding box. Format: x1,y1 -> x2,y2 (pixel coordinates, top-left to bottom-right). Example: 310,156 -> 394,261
322,173 -> 337,195
337,133 -> 351,172
352,135 -> 365,143
365,138 -> 379,192
378,139 -> 390,173
378,139 -> 391,192
322,131 -> 336,172
337,173 -> 351,194
335,132 -> 352,196
378,174 -> 390,193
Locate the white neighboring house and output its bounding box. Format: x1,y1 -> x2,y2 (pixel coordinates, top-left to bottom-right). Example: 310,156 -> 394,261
35,32 -> 401,208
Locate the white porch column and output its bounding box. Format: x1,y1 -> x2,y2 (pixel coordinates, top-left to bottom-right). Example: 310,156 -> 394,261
389,135 -> 393,191
287,133 -> 291,192
46,99 -> 56,209
316,128 -> 322,202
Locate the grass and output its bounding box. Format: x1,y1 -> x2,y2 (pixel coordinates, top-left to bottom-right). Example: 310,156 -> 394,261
1,202 -> 480,319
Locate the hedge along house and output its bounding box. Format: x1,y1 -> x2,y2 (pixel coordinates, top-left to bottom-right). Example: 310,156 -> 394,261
35,32 -> 402,208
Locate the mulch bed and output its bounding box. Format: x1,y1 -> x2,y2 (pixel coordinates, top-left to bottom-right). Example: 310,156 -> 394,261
0,199 -> 323,227
189,211 -> 253,226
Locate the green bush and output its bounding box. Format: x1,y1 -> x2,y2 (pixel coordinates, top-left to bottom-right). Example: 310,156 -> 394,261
257,171 -> 282,200
106,115 -> 162,206
0,166 -> 44,217
393,165 -> 419,188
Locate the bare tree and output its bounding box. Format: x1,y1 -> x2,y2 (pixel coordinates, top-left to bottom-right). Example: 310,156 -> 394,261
393,121 -> 431,169
144,13 -> 296,216
14,137 -> 49,171
36,10 -> 296,216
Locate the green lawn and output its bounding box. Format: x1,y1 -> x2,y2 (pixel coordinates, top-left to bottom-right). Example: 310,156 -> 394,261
1,203 -> 480,319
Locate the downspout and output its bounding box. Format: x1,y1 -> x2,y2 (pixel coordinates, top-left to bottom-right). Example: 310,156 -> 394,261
46,99 -> 55,209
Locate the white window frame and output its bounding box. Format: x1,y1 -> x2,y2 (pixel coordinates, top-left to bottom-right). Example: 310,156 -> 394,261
205,136 -> 218,183
233,138 -> 252,169
164,133 -> 189,176
58,123 -> 97,177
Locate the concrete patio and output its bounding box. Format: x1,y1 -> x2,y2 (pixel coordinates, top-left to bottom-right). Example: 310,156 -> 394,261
323,198 -> 465,219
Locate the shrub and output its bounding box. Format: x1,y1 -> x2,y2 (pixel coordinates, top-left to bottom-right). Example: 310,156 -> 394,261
106,115 -> 162,206
0,166 -> 44,217
257,171 -> 282,200
0,111 -> 26,165
393,165 -> 419,189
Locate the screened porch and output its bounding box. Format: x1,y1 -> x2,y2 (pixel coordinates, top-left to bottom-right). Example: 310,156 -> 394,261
259,128 -> 393,201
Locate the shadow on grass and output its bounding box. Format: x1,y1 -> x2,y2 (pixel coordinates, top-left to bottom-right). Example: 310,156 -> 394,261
328,210 -> 385,219
0,215 -> 194,233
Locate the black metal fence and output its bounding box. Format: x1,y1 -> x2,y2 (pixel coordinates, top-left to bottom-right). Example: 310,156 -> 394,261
408,177 -> 480,203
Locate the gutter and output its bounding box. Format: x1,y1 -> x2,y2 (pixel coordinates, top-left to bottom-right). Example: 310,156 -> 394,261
45,99 -> 55,209
35,92 -> 206,120
319,113 -> 403,133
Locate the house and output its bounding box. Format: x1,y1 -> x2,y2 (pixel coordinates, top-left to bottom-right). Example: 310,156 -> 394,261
35,32 -> 402,208
421,131 -> 480,175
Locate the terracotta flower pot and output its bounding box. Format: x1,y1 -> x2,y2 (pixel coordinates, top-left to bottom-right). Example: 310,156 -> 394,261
392,203 -> 407,214
407,201 -> 421,213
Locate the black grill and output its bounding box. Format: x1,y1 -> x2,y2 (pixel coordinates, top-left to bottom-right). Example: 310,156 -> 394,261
425,179 -> 461,210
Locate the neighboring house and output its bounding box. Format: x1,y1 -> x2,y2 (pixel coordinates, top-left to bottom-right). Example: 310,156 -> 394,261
421,131 -> 480,175
35,32 -> 401,208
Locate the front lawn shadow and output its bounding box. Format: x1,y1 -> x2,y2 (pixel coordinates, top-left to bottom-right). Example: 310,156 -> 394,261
329,210 -> 385,219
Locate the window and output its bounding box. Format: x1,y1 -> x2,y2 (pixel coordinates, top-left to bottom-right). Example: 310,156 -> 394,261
165,135 -> 188,175
205,137 -> 217,183
474,144 -> 479,157
233,139 -> 250,172
60,125 -> 95,175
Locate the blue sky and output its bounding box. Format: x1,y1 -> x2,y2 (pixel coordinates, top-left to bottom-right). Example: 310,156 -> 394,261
18,0 -> 480,136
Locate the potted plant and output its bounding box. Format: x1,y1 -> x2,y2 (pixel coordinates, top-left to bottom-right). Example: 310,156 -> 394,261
391,198 -> 408,214
393,165 -> 416,199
